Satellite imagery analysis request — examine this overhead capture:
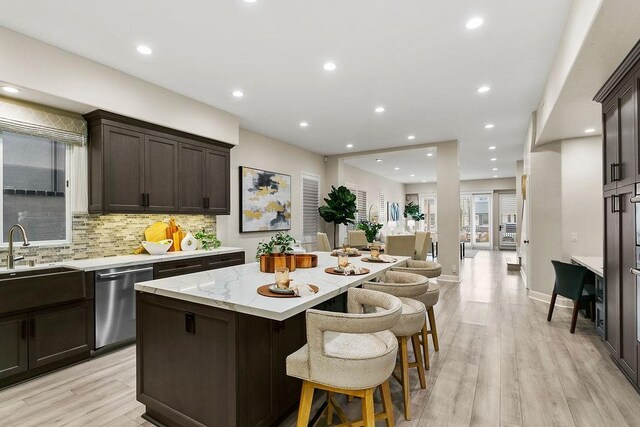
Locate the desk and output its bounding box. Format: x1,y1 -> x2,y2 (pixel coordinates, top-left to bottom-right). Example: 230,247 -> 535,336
571,255 -> 605,337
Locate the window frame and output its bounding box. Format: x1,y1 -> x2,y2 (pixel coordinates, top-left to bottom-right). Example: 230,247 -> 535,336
0,131 -> 72,247
300,172 -> 321,244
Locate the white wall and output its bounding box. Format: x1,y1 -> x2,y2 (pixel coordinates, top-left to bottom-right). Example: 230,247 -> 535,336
561,136 -> 603,259
0,26 -> 239,144
344,163 -> 406,220
405,177 -> 515,194
216,129 -> 326,261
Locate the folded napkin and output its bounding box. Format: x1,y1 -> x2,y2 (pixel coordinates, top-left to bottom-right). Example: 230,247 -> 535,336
342,265 -> 364,275
289,282 -> 316,297
378,254 -> 396,263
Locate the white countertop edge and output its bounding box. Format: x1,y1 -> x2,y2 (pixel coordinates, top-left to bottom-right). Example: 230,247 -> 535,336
571,255 -> 604,277
59,247 -> 245,271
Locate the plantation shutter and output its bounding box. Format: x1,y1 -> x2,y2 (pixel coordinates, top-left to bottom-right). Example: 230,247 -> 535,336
346,186 -> 367,230
379,193 -> 386,223
301,174 -> 320,242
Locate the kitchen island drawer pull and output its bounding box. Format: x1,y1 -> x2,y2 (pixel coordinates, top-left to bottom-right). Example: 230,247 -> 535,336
630,268 -> 640,276
97,266 -> 154,280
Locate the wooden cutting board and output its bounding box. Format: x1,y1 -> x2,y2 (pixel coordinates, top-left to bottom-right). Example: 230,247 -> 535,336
144,222 -> 169,242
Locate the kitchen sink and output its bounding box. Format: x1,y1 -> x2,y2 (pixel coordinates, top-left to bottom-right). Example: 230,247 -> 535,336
0,266 -> 86,315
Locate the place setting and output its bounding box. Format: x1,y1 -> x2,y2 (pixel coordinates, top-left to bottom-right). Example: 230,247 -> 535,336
325,252 -> 370,276
330,243 -> 362,257
257,266 -> 319,298
360,244 -> 396,263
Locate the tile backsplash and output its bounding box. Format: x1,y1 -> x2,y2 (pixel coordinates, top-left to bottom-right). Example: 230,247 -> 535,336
0,213 -> 216,265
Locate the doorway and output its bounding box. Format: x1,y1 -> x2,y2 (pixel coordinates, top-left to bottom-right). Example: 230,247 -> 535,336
498,192 -> 517,250
472,194 -> 492,248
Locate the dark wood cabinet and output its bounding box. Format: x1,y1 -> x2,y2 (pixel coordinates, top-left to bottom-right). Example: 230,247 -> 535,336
85,110 -> 233,215
153,252 -> 245,280
596,40 -> 640,388
0,314 -> 28,381
178,143 -> 206,212
144,135 -> 179,212
28,301 -> 93,370
103,125 -> 146,212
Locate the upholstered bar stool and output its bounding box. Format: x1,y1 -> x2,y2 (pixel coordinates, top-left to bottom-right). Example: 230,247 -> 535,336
286,288 -> 403,427
392,262 -> 441,367
363,271 -> 429,420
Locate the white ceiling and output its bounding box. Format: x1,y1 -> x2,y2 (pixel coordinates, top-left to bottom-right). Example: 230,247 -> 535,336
344,147 -> 438,184
0,0 -> 571,180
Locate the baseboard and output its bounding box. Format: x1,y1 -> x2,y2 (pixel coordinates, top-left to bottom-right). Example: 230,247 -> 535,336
438,274 -> 462,283
528,290 -> 573,308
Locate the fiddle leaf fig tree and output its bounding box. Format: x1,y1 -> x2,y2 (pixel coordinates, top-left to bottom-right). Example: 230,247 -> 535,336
318,185 -> 357,247
404,201 -> 425,221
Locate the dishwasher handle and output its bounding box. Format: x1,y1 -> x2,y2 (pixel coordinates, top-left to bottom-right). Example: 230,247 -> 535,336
97,266 -> 154,280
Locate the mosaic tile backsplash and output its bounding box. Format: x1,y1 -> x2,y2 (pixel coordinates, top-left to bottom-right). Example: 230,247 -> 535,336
0,213 -> 217,265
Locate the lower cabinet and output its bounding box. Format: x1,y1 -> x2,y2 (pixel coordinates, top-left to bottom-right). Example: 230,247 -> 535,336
153,251 -> 245,279
0,301 -> 94,388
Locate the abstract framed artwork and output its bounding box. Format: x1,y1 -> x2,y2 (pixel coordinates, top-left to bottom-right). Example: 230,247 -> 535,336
239,166 -> 292,233
388,202 -> 400,221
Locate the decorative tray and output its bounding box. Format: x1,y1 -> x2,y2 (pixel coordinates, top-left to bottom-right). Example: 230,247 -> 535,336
257,284 -> 319,298
324,267 -> 370,276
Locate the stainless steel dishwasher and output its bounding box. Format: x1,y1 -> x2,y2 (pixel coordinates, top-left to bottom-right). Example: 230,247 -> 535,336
94,264 -> 153,349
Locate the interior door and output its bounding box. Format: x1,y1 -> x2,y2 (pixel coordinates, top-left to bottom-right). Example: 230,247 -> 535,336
471,194 -> 492,249
144,135 -> 179,212
498,193 -> 517,250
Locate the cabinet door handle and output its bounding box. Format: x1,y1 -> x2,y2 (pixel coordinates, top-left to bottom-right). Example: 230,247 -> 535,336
145,193 -> 150,207
612,163 -> 621,181
21,319 -> 27,340
141,193 -> 146,207
206,197 -> 210,209
30,318 -> 35,338
631,268 -> 640,276
185,312 -> 196,335
203,197 -> 208,209
611,194 -> 621,213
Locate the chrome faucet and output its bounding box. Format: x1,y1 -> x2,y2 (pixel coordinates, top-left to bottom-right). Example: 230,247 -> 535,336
7,224 -> 30,269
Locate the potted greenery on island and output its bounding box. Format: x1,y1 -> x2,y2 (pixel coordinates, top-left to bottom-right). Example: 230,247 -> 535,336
256,231 -> 297,272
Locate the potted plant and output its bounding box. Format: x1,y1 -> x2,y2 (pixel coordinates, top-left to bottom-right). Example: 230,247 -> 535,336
256,231 -> 297,272
194,230 -> 222,250
403,201 -> 425,221
356,220 -> 383,243
318,186 -> 357,248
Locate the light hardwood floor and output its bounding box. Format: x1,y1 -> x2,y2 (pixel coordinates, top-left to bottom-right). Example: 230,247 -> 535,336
1,250 -> 639,426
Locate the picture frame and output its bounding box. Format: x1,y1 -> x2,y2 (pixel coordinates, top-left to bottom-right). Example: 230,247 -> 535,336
239,166 -> 292,233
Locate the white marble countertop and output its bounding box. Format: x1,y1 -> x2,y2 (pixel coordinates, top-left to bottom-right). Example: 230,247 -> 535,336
59,247 -> 244,271
571,255 -> 603,277
135,252 -> 410,321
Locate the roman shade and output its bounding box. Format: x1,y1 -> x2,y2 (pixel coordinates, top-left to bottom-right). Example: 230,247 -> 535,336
0,96 -> 87,146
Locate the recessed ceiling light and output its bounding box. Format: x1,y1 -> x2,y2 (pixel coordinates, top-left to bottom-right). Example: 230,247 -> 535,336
376,159 -> 383,162
584,128 -> 596,134
1,86 -> 20,94
493,175 -> 499,178
427,153 -> 433,157
466,17 -> 484,30
244,0 -> 257,3
407,135 -> 415,140
410,174 -> 415,177
488,146 -> 496,150
477,85 -> 491,93
299,121 -> 309,128
136,45 -> 153,55
490,158 -> 497,161
323,62 -> 337,71
422,180 -> 427,183
394,167 -> 400,170
346,143 -> 353,148
492,168 -> 498,171
232,90 -> 244,98
484,124 -> 494,129
375,106 -> 385,113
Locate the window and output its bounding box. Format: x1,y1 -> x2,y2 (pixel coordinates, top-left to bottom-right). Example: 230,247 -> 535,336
301,173 -> 320,243
379,193 -> 386,223
347,185 -> 367,229
460,194 -> 472,243
0,131 -> 70,244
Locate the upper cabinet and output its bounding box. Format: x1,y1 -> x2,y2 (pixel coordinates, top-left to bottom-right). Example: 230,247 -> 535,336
85,110 -> 232,215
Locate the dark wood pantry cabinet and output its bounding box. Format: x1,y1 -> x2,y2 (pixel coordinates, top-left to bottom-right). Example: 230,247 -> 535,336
595,39 -> 640,388
85,110 -> 232,214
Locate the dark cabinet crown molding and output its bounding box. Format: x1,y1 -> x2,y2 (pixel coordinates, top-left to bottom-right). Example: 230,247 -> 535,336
594,39 -> 640,103
83,109 -> 234,150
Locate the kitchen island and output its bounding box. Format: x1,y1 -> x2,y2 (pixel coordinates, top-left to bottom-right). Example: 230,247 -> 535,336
134,252 -> 409,427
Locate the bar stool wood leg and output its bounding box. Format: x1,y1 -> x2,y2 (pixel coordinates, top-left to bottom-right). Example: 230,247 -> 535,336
326,391 -> 334,425
399,336 -> 411,420
362,388 -> 376,427
411,334 -> 427,389
296,381 -> 315,427
427,307 -> 439,351
420,320 -> 430,370
380,380 -> 395,427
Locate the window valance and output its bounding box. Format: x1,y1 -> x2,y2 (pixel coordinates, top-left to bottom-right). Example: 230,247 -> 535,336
0,96 -> 87,146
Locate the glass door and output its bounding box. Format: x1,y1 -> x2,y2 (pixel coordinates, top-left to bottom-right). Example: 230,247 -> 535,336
498,193 -> 517,250
460,194 -> 472,244
472,194 -> 491,248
